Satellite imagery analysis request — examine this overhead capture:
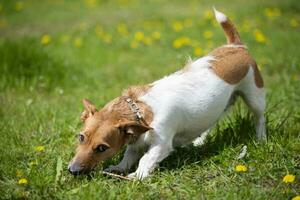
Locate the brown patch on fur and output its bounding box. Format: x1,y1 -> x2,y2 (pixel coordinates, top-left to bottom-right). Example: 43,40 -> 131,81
209,47 -> 263,87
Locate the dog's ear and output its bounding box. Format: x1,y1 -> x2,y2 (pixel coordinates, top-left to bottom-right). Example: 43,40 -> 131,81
117,121 -> 152,137
81,98 -> 98,121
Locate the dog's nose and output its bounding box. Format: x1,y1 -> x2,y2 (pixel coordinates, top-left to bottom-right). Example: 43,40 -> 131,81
68,162 -> 83,175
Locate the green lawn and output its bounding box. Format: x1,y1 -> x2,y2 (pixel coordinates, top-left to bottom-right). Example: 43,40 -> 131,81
0,0 -> 299,199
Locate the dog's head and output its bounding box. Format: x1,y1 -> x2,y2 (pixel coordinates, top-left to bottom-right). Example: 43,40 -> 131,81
68,98 -> 151,175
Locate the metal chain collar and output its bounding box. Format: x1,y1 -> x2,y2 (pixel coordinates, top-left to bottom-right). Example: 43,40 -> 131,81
124,97 -> 148,126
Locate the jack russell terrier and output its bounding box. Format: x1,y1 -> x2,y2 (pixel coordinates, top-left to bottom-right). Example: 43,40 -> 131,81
68,8 -> 266,180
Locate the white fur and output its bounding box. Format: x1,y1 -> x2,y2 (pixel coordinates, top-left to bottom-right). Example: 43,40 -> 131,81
105,55 -> 266,180
213,7 -> 227,23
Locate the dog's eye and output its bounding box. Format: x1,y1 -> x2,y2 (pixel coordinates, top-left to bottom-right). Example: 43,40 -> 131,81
96,144 -> 109,153
78,133 -> 85,143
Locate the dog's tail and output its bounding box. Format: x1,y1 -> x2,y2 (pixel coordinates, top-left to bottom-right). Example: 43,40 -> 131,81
213,7 -> 242,44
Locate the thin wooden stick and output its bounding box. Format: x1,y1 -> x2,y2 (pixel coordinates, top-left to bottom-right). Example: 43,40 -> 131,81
102,171 -> 131,181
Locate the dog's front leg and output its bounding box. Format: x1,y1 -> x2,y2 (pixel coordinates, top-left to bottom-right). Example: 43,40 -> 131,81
127,142 -> 173,180
104,145 -> 142,174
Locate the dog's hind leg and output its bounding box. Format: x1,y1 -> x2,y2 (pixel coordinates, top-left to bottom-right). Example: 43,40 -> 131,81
193,129 -> 210,146
238,67 -> 266,141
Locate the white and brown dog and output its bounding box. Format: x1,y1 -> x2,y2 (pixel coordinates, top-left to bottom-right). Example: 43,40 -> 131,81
68,9 -> 266,180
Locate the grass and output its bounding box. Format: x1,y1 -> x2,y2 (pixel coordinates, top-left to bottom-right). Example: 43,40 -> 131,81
0,0 -> 299,199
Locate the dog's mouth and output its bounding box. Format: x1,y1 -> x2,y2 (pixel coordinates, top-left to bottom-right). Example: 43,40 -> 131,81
68,162 -> 96,176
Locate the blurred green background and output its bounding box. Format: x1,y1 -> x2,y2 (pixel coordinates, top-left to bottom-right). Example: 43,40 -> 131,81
0,0 -> 299,199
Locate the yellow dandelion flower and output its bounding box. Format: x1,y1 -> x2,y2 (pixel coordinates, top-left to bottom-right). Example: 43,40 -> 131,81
74,37 -> 83,48
18,178 -> 28,185
290,18 -> 299,28
172,21 -> 184,32
85,0 -> 97,8
134,31 -> 144,41
35,145 -> 45,152
151,31 -> 161,40
173,39 -> 182,49
235,164 -> 248,172
143,37 -> 152,46
203,10 -> 213,20
283,174 -> 295,183
264,8 -> 281,19
117,23 -> 129,35
41,35 -> 51,45
130,40 -> 139,49
172,36 -> 191,49
292,196 -> 300,200
194,47 -> 203,56
254,29 -> 267,44
184,18 -> 193,28
16,170 -> 23,178
14,1 -> 24,11
203,30 -> 213,39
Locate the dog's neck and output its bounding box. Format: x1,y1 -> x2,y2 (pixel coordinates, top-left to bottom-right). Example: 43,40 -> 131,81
101,85 -> 153,127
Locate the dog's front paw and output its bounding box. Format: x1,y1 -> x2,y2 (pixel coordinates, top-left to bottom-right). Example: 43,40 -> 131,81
127,169 -> 150,180
104,165 -> 125,174
127,172 -> 137,180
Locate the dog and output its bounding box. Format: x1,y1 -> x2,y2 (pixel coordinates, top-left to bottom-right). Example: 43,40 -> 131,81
68,8 -> 266,180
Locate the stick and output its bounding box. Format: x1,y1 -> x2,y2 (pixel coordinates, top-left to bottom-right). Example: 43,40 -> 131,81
102,171 -> 131,181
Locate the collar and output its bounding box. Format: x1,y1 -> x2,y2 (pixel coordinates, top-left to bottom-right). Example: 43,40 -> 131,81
124,97 -> 149,126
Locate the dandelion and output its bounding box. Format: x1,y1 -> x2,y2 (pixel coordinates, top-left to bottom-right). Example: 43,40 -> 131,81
172,21 -> 184,32
85,0 -> 97,8
130,40 -> 139,49
143,37 -> 152,46
41,35 -> 51,45
264,8 -> 281,19
151,31 -> 161,40
172,36 -> 191,49
290,18 -> 299,28
14,1 -> 24,11
194,47 -> 203,56
235,164 -> 248,172
117,23 -> 129,36
292,196 -> 300,200
134,31 -> 144,41
203,30 -> 213,39
35,145 -> 45,152
74,37 -> 83,48
254,29 -> 267,44
283,174 -> 295,183
18,178 -> 28,185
